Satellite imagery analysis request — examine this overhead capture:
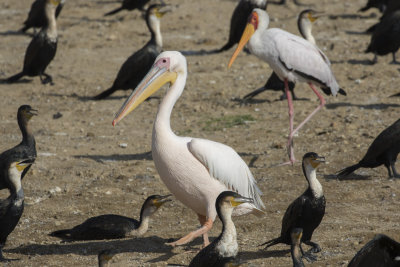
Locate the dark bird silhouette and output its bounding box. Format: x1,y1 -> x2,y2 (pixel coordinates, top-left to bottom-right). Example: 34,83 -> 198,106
365,10 -> 400,64
19,0 -> 65,34
104,0 -> 151,16
188,191 -> 253,267
337,119 -> 400,178
291,228 -> 305,267
348,234 -> 400,267
49,195 -> 171,240
0,105 -> 37,191
0,160 -> 32,261
261,153 -> 326,259
4,0 -> 59,84
359,0 -> 388,12
218,0 -> 267,53
94,4 -> 169,100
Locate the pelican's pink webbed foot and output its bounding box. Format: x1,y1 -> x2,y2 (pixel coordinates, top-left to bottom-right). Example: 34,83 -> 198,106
166,216 -> 213,247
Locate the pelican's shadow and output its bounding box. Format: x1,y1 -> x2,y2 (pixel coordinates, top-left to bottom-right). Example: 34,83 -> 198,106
74,151 -> 152,163
325,102 -> 400,110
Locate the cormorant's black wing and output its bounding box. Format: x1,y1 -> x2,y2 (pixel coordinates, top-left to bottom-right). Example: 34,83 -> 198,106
189,238 -> 235,267
348,234 -> 400,267
280,195 -> 307,244
360,119 -> 400,164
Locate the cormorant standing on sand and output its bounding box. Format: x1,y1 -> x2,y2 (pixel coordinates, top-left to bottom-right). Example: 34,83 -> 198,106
188,191 -> 254,267
337,119 -> 400,178
0,105 -> 37,191
94,4 -> 169,100
261,153 -> 326,259
4,0 -> 60,84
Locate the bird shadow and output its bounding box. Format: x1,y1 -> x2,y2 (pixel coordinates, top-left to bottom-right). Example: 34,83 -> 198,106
0,78 -> 32,84
323,173 -> 370,181
0,30 -> 28,36
345,30 -> 370,35
347,59 -> 375,65
325,102 -> 400,110
5,236 -> 172,257
180,49 -> 220,56
329,13 -> 377,20
74,151 -> 153,163
231,97 -> 271,105
240,248 -> 289,261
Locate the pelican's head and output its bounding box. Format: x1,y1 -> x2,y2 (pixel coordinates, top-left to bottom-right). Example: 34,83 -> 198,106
228,8 -> 270,69
112,51 -> 186,126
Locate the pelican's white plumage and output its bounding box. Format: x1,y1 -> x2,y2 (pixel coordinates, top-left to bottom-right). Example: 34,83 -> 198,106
228,9 -> 342,164
113,51 -> 264,246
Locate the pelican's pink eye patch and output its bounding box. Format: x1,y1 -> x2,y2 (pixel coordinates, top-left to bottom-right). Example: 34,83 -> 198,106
155,57 -> 170,68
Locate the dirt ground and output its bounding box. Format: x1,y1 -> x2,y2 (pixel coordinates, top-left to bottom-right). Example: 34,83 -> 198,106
0,0 -> 399,266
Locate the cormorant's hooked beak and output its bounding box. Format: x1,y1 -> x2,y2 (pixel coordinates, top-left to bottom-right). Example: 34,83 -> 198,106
231,196 -> 254,207
154,194 -> 172,207
228,22 -> 255,69
16,160 -> 33,172
112,64 -> 177,126
308,11 -> 325,22
28,108 -> 38,117
157,5 -> 172,17
310,155 -> 325,168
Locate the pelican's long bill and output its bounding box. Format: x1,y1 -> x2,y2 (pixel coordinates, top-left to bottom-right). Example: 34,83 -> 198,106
112,64 -> 177,126
228,17 -> 256,68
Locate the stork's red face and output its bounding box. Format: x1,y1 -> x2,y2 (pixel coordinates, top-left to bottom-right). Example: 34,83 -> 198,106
228,11 -> 258,68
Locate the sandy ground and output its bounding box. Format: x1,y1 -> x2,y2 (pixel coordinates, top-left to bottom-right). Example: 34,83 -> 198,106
0,0 -> 400,266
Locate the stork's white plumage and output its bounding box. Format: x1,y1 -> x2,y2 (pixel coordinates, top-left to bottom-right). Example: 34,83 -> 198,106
113,51 -> 265,247
228,9 -> 342,165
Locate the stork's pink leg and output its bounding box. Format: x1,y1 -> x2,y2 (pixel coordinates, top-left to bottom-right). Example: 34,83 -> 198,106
291,83 -> 326,136
166,215 -> 213,247
284,79 -> 296,163
198,214 -> 210,247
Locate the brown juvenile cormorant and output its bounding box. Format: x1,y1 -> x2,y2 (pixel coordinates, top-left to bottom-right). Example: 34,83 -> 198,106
365,10 -> 400,64
188,191 -> 253,267
0,160 -> 32,261
243,9 -> 321,101
337,119 -> 400,178
94,4 -> 169,100
98,249 -> 116,267
0,105 -> 37,191
218,0 -> 267,53
291,228 -> 305,267
104,0 -> 151,16
49,194 -> 171,240
4,0 -> 59,84
348,234 -> 400,267
19,0 -> 66,34
261,153 -> 326,258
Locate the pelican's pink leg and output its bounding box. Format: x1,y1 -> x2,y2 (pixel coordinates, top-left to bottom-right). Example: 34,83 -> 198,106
166,215 -> 213,247
291,83 -> 326,136
284,79 -> 296,164
198,214 -> 210,247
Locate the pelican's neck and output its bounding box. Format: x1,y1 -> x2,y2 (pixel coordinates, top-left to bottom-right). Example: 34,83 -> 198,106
298,18 -> 315,45
154,70 -> 187,136
148,15 -> 162,47
216,207 -> 238,257
45,3 -> 58,41
303,163 -> 323,198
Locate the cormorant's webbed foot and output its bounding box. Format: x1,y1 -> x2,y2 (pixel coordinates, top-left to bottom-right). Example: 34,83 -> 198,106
40,73 -> 53,85
390,53 -> 400,65
300,244 -> 317,262
304,240 -> 321,253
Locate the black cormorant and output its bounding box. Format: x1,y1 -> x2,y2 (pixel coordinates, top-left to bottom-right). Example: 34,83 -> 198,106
19,0 -> 65,34
104,0 -> 151,16
49,194 -> 171,240
291,228 -> 305,267
94,4 -> 169,100
0,105 -> 37,191
337,119 -> 400,178
218,0 -> 267,53
4,0 -> 59,84
98,249 -> 116,267
348,234 -> 400,267
261,153 -> 326,257
0,160 -> 32,261
365,10 -> 400,64
188,191 -> 253,267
